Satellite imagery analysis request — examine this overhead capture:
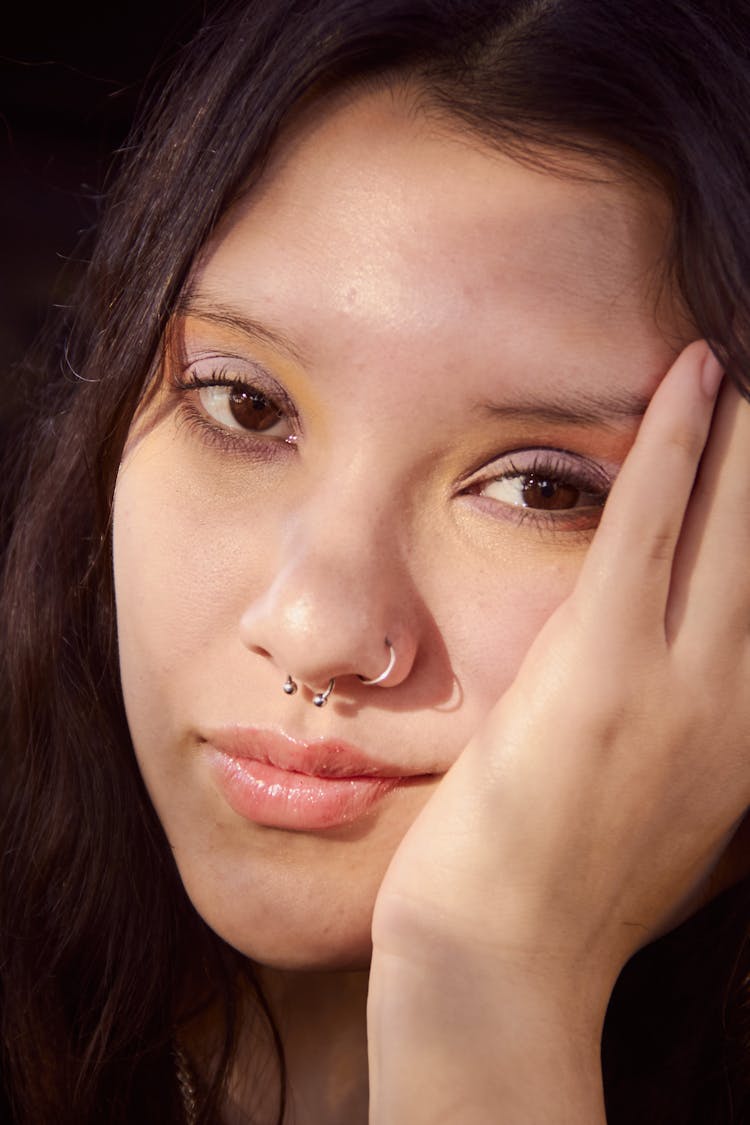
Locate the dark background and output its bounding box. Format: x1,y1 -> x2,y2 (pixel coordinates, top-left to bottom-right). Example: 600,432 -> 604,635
1,2 -> 219,411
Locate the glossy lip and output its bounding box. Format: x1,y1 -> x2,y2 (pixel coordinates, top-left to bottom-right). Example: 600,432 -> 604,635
200,726 -> 431,831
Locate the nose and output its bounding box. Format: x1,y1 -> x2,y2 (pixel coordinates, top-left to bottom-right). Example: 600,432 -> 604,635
238,512 -> 419,699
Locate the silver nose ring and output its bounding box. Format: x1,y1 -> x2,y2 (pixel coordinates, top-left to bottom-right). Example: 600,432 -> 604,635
312,679 -> 335,707
281,673 -> 335,706
282,638 -> 395,705
358,639 -> 395,686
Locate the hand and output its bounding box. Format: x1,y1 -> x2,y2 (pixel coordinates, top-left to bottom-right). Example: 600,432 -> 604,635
368,341 -> 750,1122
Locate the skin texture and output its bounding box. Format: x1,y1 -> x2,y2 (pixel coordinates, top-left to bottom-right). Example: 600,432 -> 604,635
368,341 -> 750,1124
111,88 -> 750,1122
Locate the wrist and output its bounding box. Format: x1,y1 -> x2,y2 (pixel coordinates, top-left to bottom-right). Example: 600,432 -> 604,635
368,945 -> 608,1125
371,888 -> 618,1025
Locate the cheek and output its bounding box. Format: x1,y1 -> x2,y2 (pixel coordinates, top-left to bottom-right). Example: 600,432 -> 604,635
113,457 -> 205,728
112,440 -> 276,736
436,548 -> 582,721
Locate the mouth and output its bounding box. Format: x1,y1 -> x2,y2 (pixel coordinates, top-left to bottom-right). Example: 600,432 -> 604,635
199,726 -> 432,831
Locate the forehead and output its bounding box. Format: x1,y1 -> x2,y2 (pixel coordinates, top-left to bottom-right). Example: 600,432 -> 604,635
190,86 -> 687,379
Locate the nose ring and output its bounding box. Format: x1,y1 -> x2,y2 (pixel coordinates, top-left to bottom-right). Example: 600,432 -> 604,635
358,639 -> 395,686
312,679 -> 335,707
281,673 -> 335,705
282,638 -> 395,706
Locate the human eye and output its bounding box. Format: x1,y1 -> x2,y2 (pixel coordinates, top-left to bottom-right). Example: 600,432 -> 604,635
464,448 -> 614,532
171,357 -> 298,452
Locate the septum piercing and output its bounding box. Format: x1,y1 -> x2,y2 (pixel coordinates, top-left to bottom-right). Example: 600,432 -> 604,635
313,679 -> 336,707
281,673 -> 335,706
282,638 -> 394,706
358,639 -> 395,686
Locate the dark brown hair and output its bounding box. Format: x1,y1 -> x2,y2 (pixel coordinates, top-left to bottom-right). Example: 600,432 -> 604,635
2,1 -> 750,1121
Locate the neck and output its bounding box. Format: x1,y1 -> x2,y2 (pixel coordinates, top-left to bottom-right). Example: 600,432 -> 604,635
225,965 -> 370,1125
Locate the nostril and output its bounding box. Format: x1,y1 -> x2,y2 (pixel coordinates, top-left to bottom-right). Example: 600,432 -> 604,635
248,644 -> 272,659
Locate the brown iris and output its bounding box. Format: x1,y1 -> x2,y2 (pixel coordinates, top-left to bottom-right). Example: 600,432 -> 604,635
228,386 -> 283,432
520,473 -> 580,510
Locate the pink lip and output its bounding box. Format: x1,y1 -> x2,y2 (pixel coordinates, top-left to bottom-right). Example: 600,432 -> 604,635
200,727 -> 427,831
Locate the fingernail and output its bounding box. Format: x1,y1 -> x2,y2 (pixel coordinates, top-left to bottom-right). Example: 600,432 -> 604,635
701,347 -> 724,398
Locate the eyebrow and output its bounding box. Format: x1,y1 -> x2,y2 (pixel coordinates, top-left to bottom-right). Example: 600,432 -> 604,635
178,291 -> 654,427
480,386 -> 652,427
176,292 -> 309,367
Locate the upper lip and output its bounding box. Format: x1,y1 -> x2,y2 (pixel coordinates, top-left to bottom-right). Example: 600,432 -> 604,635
201,726 -> 429,779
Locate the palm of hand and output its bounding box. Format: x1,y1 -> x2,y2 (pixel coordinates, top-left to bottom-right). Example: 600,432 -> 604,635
374,341 -> 750,1009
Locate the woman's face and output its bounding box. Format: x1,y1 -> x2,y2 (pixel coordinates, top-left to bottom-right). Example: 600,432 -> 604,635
113,88 -> 691,969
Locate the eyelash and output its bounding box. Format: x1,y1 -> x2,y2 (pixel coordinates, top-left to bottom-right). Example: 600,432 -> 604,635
171,366 -> 298,457
171,365 -> 613,536
463,449 -> 613,534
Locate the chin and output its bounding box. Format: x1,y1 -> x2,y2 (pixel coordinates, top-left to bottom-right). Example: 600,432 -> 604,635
181,880 -> 377,971
217,921 -> 374,972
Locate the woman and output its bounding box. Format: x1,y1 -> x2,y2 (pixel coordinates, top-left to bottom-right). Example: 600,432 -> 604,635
2,0 -> 750,1121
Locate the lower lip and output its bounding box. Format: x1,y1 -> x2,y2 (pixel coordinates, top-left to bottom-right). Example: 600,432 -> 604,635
204,747 -> 403,831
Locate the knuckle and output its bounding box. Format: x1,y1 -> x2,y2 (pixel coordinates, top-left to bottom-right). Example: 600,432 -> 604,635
646,527 -> 676,564
663,423 -> 705,463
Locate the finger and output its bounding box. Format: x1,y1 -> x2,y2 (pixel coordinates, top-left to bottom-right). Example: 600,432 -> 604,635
667,377 -> 750,644
574,340 -> 723,632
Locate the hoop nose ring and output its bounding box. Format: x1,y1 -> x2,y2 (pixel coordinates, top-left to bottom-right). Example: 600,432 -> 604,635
312,679 -> 336,707
358,639 -> 395,686
281,638 -> 395,706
